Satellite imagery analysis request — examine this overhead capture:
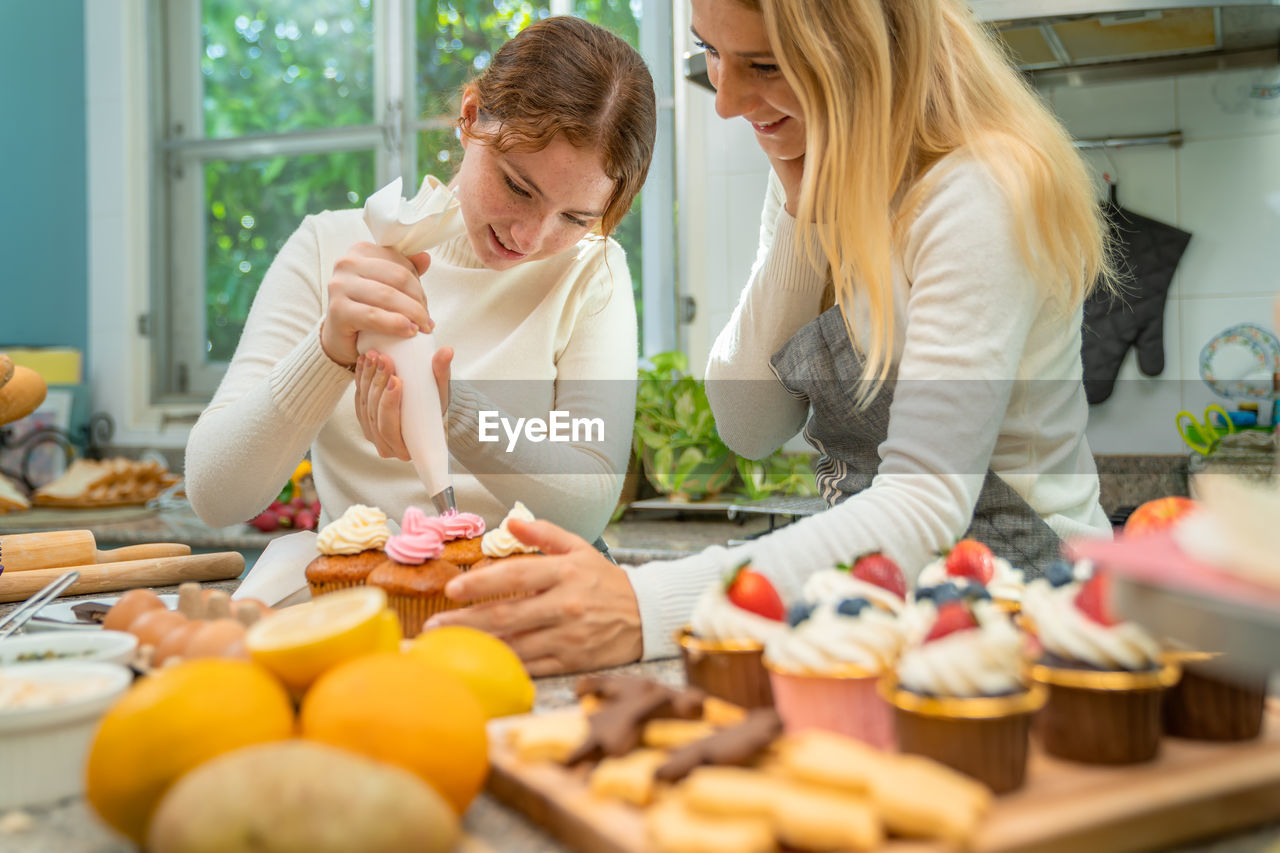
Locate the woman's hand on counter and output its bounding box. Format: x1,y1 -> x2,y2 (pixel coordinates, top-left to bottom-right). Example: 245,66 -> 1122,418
354,346 -> 452,460
428,518 -> 643,676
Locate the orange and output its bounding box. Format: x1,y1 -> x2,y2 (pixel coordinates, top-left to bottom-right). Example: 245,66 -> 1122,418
409,626 -> 535,718
299,652 -> 488,814
85,658 -> 295,844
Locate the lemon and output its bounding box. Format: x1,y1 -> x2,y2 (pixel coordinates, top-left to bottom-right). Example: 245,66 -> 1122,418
85,659 -> 295,845
246,586 -> 391,693
408,626 -> 535,719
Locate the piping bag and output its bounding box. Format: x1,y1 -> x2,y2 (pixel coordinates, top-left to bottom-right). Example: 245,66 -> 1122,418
360,175 -> 468,514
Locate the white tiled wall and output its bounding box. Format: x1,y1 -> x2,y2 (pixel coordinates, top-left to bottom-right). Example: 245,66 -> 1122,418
682,67 -> 1280,455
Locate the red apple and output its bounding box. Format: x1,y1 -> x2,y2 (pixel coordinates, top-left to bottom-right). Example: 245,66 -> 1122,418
1124,496 -> 1197,537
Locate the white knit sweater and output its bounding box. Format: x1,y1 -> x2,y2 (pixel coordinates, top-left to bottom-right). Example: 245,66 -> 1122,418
625,155 -> 1111,660
185,208 -> 637,542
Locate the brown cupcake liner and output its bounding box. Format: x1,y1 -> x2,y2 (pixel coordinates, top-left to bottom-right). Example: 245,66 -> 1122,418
1162,660 -> 1267,741
1031,662 -> 1179,765
387,591 -> 526,639
307,580 -> 366,598
677,627 -> 774,709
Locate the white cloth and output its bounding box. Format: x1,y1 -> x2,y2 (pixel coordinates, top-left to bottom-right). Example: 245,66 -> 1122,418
185,208 -> 637,543
626,153 -> 1111,660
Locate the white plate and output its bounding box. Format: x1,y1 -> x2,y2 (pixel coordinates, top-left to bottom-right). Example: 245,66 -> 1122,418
24,594 -> 179,632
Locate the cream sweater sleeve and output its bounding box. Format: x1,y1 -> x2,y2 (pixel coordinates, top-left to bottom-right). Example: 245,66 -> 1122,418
443,241 -> 638,540
627,159 -> 1048,659
704,171 -> 826,459
184,216 -> 354,527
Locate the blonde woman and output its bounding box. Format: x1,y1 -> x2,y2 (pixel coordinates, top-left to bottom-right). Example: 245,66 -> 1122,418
433,0 -> 1115,672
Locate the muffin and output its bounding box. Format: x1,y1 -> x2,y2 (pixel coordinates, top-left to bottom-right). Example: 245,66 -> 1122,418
884,598 -> 1044,793
763,595 -> 902,750
478,501 -> 542,563
1161,651 -> 1267,741
680,565 -> 788,709
305,504 -> 391,596
367,506 -> 457,637
918,539 -> 1025,612
438,510 -> 487,567
1023,571 -> 1179,764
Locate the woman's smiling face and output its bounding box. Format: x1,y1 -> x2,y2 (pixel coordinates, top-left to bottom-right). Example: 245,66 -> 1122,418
451,92 -> 616,271
690,0 -> 806,162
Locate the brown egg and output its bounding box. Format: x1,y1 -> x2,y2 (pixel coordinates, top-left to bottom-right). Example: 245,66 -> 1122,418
152,619 -> 203,666
183,619 -> 248,659
128,609 -> 190,649
102,589 -> 166,632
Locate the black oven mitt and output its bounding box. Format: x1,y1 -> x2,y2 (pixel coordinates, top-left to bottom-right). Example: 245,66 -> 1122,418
1082,184 -> 1191,405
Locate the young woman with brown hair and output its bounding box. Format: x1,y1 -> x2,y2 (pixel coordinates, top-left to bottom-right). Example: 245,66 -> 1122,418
186,16 -> 657,545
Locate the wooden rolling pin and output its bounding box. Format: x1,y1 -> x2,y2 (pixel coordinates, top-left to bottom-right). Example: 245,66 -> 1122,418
0,552 -> 244,603
0,530 -> 190,572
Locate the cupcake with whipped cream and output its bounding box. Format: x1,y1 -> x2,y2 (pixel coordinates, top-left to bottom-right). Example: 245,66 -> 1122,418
679,564 -> 789,709
1023,570 -> 1178,764
801,552 -> 907,614
473,501 -> 541,568
884,598 -> 1045,793
305,504 -> 391,596
763,595 -> 903,749
917,538 -> 1025,612
367,506 -> 461,638
438,509 -> 487,567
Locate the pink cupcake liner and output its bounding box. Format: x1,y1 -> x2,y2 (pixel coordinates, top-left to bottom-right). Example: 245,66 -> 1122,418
767,668 -> 895,751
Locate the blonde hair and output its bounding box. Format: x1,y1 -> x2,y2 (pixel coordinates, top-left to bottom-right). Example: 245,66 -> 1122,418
739,0 -> 1112,401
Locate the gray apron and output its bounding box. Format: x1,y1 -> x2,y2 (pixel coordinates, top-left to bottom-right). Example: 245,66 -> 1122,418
769,306 -> 1060,578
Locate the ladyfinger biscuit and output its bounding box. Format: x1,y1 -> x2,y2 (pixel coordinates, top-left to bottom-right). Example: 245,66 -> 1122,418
643,719 -> 716,750
646,796 -> 776,853
589,748 -> 668,806
505,711 -> 589,764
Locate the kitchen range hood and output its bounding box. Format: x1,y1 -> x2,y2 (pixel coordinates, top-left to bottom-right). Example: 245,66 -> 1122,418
971,0 -> 1280,86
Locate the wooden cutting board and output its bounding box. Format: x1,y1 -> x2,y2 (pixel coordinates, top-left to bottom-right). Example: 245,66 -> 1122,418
0,552 -> 245,602
0,529 -> 190,571
486,703 -> 1280,853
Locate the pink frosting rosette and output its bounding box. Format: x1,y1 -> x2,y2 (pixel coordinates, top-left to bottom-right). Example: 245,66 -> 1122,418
385,506 -> 446,564
438,509 -> 485,541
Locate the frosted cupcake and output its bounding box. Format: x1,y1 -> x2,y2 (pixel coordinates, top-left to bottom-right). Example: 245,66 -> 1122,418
679,565 -> 788,709
367,506 -> 460,638
474,501 -> 541,568
884,598 -> 1045,793
801,552 -> 907,614
918,539 -> 1025,612
305,504 -> 391,596
763,596 -> 902,749
1023,572 -> 1178,764
439,509 -> 487,567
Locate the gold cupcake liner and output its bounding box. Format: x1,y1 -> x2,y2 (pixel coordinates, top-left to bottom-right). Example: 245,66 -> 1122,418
879,674 -> 1047,720
763,659 -> 880,681
1029,661 -> 1181,692
992,598 -> 1022,615
677,627 -> 766,656
677,627 -> 774,709
308,580 -> 366,598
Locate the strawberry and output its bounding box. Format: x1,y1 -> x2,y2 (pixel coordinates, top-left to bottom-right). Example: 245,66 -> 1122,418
725,564 -> 786,622
1074,573 -> 1118,627
944,539 -> 995,585
925,601 -> 979,642
844,552 -> 907,600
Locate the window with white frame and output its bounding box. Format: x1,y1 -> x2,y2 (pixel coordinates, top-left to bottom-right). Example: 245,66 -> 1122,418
151,0 -> 676,402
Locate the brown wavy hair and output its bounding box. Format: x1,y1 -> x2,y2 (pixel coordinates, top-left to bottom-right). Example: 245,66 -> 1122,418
458,16 -> 657,238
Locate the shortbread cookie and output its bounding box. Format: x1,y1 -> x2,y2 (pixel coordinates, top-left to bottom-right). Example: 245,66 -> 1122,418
773,730 -> 990,843
589,748 -> 669,806
646,796 -> 775,853
505,711 -> 589,764
680,766 -> 881,852
643,719 -> 716,750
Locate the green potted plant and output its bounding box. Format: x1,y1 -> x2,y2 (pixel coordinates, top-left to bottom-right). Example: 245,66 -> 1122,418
633,352 -> 737,501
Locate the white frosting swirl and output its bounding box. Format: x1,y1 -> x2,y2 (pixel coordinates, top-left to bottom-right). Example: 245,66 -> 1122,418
481,501 -> 540,557
801,570 -> 904,614
918,554 -> 1024,602
689,584 -> 788,647
897,601 -> 1025,697
316,504 -> 389,555
1022,578 -> 1162,670
764,603 -> 903,675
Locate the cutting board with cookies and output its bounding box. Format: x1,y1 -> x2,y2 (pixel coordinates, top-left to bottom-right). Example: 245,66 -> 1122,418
487,676 -> 1280,853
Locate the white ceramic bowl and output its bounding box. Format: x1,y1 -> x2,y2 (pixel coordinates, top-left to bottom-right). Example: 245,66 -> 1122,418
0,660 -> 132,809
0,631 -> 139,666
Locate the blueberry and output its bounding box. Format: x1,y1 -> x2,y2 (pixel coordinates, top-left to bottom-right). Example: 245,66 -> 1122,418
961,583 -> 992,601
836,597 -> 870,617
918,582 -> 962,605
1043,559 -> 1075,588
787,602 -> 815,627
